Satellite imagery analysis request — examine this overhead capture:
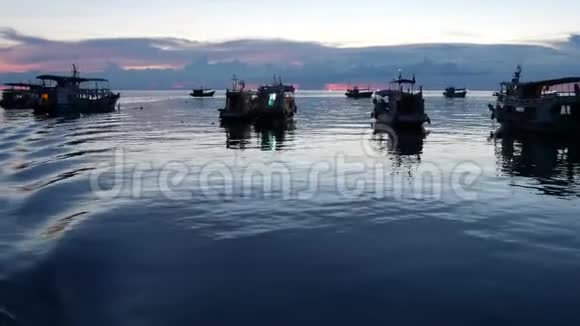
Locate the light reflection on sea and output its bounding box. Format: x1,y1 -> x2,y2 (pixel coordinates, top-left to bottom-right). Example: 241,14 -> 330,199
0,90 -> 579,325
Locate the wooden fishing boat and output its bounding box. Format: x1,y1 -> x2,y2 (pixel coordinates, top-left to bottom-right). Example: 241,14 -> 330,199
372,72 -> 431,129
34,65 -> 120,116
219,75 -> 257,121
489,66 -> 580,135
345,86 -> 373,99
443,87 -> 467,98
253,77 -> 297,124
190,88 -> 215,97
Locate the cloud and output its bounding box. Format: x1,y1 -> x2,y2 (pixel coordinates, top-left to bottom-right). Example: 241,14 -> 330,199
568,34 -> 580,48
0,28 -> 333,72
1,28 -> 580,89
0,27 -> 49,46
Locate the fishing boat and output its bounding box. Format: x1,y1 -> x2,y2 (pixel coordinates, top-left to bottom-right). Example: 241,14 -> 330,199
219,75 -> 257,121
372,72 -> 431,129
0,82 -> 44,109
345,86 -> 373,99
489,66 -> 580,135
253,76 -> 297,124
190,88 -> 215,98
443,87 -> 467,98
34,65 -> 120,116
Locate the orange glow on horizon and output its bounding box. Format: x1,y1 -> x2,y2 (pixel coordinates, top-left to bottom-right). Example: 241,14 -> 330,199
172,82 -> 186,89
324,83 -> 350,91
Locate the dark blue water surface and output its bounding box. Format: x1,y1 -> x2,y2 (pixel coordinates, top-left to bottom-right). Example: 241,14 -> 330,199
1,91 -> 579,325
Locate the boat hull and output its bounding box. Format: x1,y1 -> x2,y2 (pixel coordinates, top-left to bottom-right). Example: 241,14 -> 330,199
345,91 -> 373,99
444,91 -> 467,98
497,120 -> 580,135
374,112 -> 430,130
219,109 -> 255,122
254,110 -> 295,126
0,93 -> 39,110
492,97 -> 580,135
34,94 -> 120,116
190,91 -> 216,98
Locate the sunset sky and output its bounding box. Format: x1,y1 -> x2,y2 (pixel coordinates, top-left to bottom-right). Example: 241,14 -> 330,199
1,0 -> 580,87
1,0 -> 579,46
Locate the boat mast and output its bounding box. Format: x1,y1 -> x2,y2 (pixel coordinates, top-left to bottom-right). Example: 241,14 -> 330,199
72,64 -> 79,78
512,65 -> 522,84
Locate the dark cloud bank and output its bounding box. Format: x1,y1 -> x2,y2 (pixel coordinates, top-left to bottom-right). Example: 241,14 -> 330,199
1,28 -> 580,90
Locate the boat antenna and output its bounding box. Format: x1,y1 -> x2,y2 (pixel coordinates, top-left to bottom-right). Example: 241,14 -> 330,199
512,65 -> 522,83
72,64 -> 79,78
232,74 -> 238,89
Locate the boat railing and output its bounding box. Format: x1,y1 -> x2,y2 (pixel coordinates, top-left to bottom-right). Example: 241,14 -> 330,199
387,85 -> 422,95
498,92 -> 579,105
74,88 -> 113,99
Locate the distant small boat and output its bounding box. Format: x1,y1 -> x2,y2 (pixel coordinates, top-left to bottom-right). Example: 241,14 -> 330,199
345,86 -> 373,99
190,88 -> 215,97
443,87 -> 467,98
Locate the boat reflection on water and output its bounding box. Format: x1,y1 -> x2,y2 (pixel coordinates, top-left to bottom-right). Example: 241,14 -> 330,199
370,122 -> 428,166
495,133 -> 580,197
222,121 -> 253,150
221,120 -> 294,151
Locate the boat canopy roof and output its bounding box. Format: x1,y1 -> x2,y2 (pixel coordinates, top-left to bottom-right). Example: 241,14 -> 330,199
501,77 -> 580,88
258,84 -> 295,93
36,75 -> 109,83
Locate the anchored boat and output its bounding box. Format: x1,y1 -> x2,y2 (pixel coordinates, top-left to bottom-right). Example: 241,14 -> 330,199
489,66 -> 580,135
220,75 -> 297,123
253,77 -> 297,124
34,65 -> 120,116
219,75 -> 257,121
0,82 -> 44,109
372,72 -> 431,129
345,86 -> 373,99
190,88 -> 215,98
443,87 -> 467,98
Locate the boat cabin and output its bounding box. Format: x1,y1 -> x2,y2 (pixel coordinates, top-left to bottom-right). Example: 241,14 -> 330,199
254,80 -> 297,121
220,75 -> 257,121
498,77 -> 580,101
0,82 -> 44,109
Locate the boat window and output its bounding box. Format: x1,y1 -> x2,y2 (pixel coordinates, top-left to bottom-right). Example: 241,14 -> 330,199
561,105 -> 572,115
515,107 -> 525,113
268,93 -> 277,107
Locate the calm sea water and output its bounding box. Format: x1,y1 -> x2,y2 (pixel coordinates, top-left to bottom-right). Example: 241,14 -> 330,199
1,90 -> 579,325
